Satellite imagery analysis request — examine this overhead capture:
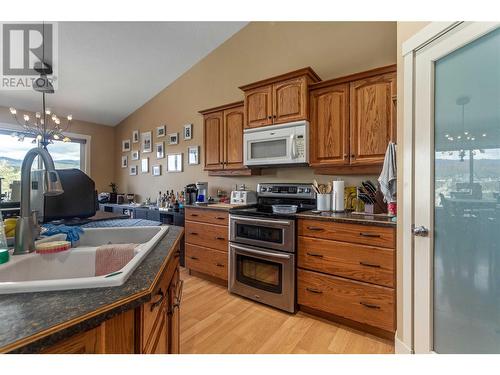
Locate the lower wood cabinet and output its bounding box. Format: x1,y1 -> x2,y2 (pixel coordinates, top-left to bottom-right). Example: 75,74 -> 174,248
297,218 -> 396,337
40,245 -> 182,354
184,208 -> 229,284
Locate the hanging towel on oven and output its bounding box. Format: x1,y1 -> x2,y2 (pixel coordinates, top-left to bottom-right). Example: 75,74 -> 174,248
378,142 -> 397,203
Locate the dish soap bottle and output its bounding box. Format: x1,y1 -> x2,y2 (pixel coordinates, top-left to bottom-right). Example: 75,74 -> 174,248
0,211 -> 10,264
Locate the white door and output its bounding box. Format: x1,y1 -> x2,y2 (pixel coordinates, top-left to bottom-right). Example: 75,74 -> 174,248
414,22 -> 500,354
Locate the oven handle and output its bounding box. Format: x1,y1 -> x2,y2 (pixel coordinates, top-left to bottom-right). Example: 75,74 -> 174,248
230,215 -> 292,226
230,244 -> 292,259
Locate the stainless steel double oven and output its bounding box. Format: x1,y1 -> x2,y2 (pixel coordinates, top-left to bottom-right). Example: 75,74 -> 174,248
228,183 -> 315,313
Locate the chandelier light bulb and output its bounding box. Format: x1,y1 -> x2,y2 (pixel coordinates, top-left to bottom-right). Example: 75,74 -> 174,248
55,118 -> 61,125
35,112 -> 41,119
63,137 -> 71,142
45,109 -> 51,115
482,133 -> 487,137
464,131 -> 468,135
471,137 -> 475,141
36,134 -> 42,141
9,107 -> 17,115
67,115 -> 73,121
51,114 -> 57,121
23,114 -> 30,122
53,134 -> 60,140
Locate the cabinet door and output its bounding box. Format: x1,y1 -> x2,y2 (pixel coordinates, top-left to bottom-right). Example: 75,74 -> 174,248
223,105 -> 245,170
168,270 -> 181,354
203,111 -> 224,170
244,85 -> 273,128
41,327 -> 103,354
309,84 -> 350,166
349,72 -> 396,165
272,77 -> 307,124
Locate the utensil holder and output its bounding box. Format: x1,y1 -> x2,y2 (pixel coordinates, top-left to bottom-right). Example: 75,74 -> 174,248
316,194 -> 332,211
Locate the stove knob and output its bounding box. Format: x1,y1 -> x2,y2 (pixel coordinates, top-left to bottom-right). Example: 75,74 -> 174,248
261,187 -> 267,192
304,188 -> 311,193
297,188 -> 304,193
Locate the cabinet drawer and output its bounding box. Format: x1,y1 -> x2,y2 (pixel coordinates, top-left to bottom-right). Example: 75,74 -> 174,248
298,219 -> 395,249
298,236 -> 394,287
185,244 -> 228,281
185,221 -> 228,252
185,208 -> 229,225
297,269 -> 395,332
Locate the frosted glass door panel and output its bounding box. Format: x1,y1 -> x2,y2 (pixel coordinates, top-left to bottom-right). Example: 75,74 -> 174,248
433,27 -> 500,353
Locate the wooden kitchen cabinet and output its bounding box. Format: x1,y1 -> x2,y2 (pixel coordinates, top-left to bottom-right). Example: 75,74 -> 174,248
200,101 -> 255,176
309,65 -> 396,174
297,218 -> 396,338
240,67 -> 321,129
350,71 -> 397,165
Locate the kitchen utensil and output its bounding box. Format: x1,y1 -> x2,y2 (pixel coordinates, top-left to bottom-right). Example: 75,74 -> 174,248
316,194 -> 332,211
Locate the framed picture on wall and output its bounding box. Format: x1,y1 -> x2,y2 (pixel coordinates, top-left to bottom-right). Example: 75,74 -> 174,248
167,153 -> 183,172
183,123 -> 193,140
122,139 -> 131,152
156,142 -> 164,159
131,150 -> 139,160
132,130 -> 139,143
121,155 -> 128,168
141,158 -> 149,173
168,132 -> 179,145
129,166 -> 137,176
152,165 -> 161,176
141,131 -> 152,153
188,146 -> 199,165
156,125 -> 166,138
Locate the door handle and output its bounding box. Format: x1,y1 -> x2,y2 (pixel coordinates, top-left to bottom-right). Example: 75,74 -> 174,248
359,261 -> 381,268
306,287 -> 323,294
306,252 -> 324,258
306,226 -> 324,231
150,288 -> 165,311
359,302 -> 381,309
215,236 -> 225,240
359,232 -> 381,238
412,225 -> 429,237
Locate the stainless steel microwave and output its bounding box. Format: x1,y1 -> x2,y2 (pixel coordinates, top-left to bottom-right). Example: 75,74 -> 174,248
243,120 -> 309,167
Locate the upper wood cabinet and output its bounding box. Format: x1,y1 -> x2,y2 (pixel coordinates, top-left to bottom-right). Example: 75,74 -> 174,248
309,65 -> 396,174
240,67 -> 321,129
350,72 -> 396,165
309,83 -> 350,167
202,111 -> 224,170
200,101 -> 255,176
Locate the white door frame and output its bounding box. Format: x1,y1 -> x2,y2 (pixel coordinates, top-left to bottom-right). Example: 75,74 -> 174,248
401,21 -> 500,354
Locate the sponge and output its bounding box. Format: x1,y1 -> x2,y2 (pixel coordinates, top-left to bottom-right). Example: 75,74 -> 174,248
35,241 -> 71,254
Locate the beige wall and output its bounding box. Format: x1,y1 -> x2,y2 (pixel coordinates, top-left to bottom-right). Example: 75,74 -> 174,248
395,22 -> 430,344
0,106 -> 115,192
114,22 -> 397,200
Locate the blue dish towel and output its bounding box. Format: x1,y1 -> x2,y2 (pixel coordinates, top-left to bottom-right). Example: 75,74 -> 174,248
42,224 -> 84,244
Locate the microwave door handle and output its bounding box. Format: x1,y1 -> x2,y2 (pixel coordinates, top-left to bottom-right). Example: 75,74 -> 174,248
230,215 -> 292,226
290,134 -> 297,159
231,244 -> 291,259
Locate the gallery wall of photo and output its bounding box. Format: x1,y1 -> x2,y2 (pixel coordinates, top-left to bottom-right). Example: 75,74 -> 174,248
122,122 -> 198,178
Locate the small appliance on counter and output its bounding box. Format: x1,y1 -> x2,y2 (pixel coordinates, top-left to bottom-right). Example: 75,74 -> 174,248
230,184 -> 257,205
195,181 -> 208,204
184,184 -> 198,205
98,192 -> 110,203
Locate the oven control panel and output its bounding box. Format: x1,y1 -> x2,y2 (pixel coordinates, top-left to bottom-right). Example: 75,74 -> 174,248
257,183 -> 315,199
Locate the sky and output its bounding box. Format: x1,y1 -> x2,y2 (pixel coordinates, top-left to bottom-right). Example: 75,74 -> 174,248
0,133 -> 80,161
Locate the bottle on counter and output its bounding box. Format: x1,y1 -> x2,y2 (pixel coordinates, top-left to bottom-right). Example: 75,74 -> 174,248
0,212 -> 10,265
156,191 -> 162,207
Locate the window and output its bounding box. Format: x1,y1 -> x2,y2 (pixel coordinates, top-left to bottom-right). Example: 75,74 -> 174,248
0,128 -> 87,202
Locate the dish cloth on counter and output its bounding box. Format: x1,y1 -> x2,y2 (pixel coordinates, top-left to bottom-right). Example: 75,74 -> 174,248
42,224 -> 84,245
378,142 -> 397,202
95,243 -> 137,276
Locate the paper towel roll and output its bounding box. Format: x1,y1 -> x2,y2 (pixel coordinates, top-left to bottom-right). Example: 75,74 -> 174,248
332,180 -> 345,212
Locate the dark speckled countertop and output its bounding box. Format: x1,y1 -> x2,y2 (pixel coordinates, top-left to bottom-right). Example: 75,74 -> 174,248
296,210 -> 396,227
184,203 -> 252,212
0,225 -> 184,354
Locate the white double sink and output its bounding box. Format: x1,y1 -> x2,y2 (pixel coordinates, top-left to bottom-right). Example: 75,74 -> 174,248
0,226 -> 169,294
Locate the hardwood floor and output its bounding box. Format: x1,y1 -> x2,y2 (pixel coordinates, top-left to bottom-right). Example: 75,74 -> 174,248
180,268 -> 394,354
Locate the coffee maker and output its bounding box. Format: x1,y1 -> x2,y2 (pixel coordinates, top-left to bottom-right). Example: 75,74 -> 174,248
196,182 -> 208,203
184,184 -> 198,205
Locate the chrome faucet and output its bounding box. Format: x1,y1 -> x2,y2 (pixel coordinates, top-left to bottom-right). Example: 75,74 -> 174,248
13,147 -> 64,255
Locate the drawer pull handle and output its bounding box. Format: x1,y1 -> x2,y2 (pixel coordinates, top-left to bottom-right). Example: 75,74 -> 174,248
215,263 -> 225,267
190,214 -> 199,217
359,232 -> 381,238
359,261 -> 381,268
306,252 -> 324,258
307,226 -> 324,231
216,237 -> 225,240
215,216 -> 226,220
190,232 -> 198,235
360,302 -> 381,309
173,280 -> 184,309
150,289 -> 165,311
189,256 -> 199,260
306,287 -> 323,294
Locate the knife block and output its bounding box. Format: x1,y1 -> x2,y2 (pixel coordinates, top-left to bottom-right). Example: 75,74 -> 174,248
364,190 -> 387,214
